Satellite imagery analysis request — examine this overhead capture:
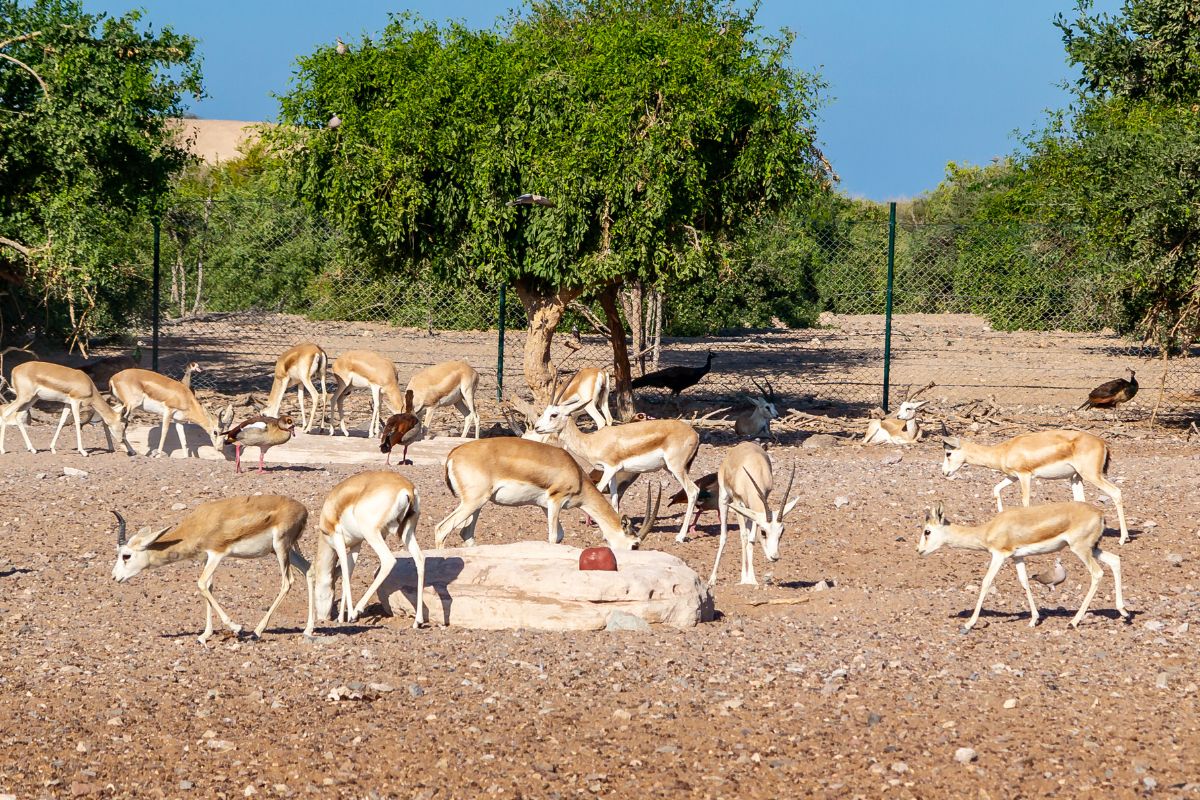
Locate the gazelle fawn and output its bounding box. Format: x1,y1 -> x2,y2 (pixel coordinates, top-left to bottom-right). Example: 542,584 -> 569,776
110,497 -> 316,643
918,500 -> 1128,633
942,430 -> 1129,544
710,442 -> 800,586
313,471 -> 425,627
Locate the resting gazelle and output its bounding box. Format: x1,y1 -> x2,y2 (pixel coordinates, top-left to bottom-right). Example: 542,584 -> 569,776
919,500 -> 1128,633
709,442 -> 801,586
862,400 -> 928,445
942,430 -> 1129,544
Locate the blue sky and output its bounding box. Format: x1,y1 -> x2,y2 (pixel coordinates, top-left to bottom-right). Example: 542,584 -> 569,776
89,0 -> 1121,200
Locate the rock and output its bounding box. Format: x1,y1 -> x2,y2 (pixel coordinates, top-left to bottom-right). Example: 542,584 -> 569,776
1167,553 -> 1184,567
179,781 -> 194,790
802,434 -> 839,449
408,684 -> 424,698
811,580 -> 830,592
171,502 -> 188,511
1002,698 -> 1017,709
834,496 -> 850,509
890,761 -> 909,774
1144,777 -> 1157,791
606,611 -> 651,632
880,452 -> 903,465
1144,620 -> 1165,632
954,747 -> 977,764
612,708 -> 633,721
1155,673 -> 1169,690
867,712 -> 882,726
63,467 -> 88,478
375,542 -> 712,631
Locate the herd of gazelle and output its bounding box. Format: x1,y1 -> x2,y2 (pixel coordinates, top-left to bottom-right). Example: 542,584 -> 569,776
2,344 -> 1136,640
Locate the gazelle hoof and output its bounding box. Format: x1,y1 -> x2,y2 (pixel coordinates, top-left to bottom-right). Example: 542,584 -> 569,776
675,533 -> 688,544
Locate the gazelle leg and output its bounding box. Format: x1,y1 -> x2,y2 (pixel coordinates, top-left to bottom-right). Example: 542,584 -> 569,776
403,524 -> 426,627
673,468 -> 700,544
740,517 -> 758,586
50,406 -> 72,453
434,500 -> 486,548
1095,549 -> 1128,618
201,575 -> 215,642
1068,544 -> 1106,627
300,376 -> 321,432
594,466 -> 620,509
1070,473 -> 1085,502
291,549 -> 317,638
546,498 -> 565,544
369,385 -> 382,438
1012,558 -> 1040,627
708,495 -> 731,587
331,379 -> 350,436
152,409 -> 171,456
330,531 -> 355,623
424,407 -> 436,439
253,540 -> 296,638
196,552 -> 241,642
584,403 -> 606,430
350,527 -> 400,622
963,551 -> 1006,633
1091,476 -> 1128,545
992,477 -> 1014,511
1018,474 -> 1032,507
296,385 -> 307,431
71,400 -> 86,456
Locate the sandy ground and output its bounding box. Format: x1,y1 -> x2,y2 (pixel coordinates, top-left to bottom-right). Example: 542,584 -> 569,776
0,409 -> 1198,798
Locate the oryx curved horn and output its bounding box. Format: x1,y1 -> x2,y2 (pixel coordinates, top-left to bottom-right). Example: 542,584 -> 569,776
742,467 -> 770,508
112,510 -> 127,547
777,462 -> 797,517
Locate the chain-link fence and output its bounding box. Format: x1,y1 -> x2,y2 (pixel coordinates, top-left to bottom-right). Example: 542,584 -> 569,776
143,197 -> 1197,426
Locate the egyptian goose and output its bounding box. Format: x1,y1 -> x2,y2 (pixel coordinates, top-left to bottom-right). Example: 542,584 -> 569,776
380,389 -> 423,465
220,414 -> 295,473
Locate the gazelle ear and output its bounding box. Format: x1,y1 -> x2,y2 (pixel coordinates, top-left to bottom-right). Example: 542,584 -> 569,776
941,436 -> 960,449
932,501 -> 945,522
782,495 -> 802,517
728,501 -> 763,523
130,525 -> 171,550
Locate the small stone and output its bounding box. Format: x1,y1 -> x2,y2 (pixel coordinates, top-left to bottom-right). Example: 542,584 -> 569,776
605,611 -> 650,632
880,452 -> 902,465
802,434 -> 839,449
63,466 -> 88,478
171,502 -> 188,511
75,741 -> 89,753
1002,698 -> 1017,709
243,785 -> 256,797
811,580 -> 830,592
834,496 -> 850,508
1167,553 -> 1184,567
407,684 -> 424,697
867,712 -> 882,726
70,782 -> 96,797
367,683 -> 394,694
179,781 -> 193,790
890,761 -> 909,774
1144,620 -> 1165,632
1144,777 -> 1157,791
612,708 -> 632,721
1155,673 -> 1169,690
105,716 -> 122,726
954,747 -> 977,764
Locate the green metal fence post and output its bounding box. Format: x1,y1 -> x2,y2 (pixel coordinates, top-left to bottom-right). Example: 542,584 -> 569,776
152,215 -> 161,372
882,201 -> 896,412
496,284 -> 507,403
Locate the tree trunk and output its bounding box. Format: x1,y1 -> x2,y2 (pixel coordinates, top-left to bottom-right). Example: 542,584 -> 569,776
513,279 -> 583,403
599,282 -> 635,421
620,280 -> 646,376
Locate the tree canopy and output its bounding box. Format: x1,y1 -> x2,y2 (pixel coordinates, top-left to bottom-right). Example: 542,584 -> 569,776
274,0 -> 830,404
0,0 -> 201,348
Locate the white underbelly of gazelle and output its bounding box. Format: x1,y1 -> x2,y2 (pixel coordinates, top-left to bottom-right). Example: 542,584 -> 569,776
619,450 -> 667,473
492,481 -> 548,507
1031,462 -> 1079,480
1012,536 -> 1069,558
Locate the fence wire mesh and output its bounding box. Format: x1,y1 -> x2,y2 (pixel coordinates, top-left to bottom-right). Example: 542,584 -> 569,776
143,197 -> 1196,429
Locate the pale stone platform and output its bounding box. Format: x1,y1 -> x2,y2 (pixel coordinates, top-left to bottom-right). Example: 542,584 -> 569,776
124,425 -> 469,466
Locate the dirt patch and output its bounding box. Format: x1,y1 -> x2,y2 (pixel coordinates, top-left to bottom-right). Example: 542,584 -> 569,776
0,418 -> 1197,796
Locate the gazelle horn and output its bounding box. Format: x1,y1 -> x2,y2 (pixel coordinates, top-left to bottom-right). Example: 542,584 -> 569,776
742,467 -> 770,508
637,483 -> 663,540
112,510 -> 127,547
777,463 -> 797,516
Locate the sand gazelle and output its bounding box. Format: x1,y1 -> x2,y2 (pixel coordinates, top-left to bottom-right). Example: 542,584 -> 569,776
110,497 -> 317,643
328,350 -> 406,438
918,500 -> 1128,633
0,362 -> 133,456
541,367 -> 614,430
434,437 -> 659,550
405,360 -> 480,439
313,471 -> 425,627
733,378 -> 780,439
862,400 -> 929,445
534,404 -> 700,542
709,443 -> 801,586
109,368 -> 234,458
263,343 -> 328,432
941,429 -> 1129,544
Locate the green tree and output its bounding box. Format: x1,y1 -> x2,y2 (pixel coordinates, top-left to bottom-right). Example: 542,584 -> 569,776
273,0 -> 829,410
0,0 -> 201,349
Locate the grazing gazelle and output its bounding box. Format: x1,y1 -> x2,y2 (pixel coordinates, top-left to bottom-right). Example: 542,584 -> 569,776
709,443 -> 801,586
862,400 -> 928,445
1,362 -> 133,456
405,360 -> 480,439
329,350 -> 406,438
918,500 -> 1128,633
941,430 -> 1129,544
312,471 -> 425,627
110,497 -> 316,643
534,404 -> 699,542
262,342 -> 328,432
544,367 -> 613,430
109,368 -> 233,458
434,437 -> 659,551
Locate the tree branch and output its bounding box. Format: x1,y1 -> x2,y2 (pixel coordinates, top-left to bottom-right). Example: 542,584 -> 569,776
0,43 -> 50,102
568,301 -> 612,338
0,236 -> 33,257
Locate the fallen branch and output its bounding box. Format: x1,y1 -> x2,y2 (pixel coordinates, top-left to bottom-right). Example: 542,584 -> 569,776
745,596 -> 813,607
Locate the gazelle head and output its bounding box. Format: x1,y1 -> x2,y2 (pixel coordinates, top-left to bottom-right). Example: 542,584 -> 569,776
110,510 -> 172,582
917,501 -> 949,556
209,404 -> 236,449
533,370 -> 589,433
895,400 -> 928,421
614,484 -> 662,550
748,378 -> 780,420
729,464 -> 800,562
941,436 -> 966,476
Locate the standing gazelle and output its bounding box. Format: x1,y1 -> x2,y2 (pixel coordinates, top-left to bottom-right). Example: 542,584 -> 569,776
313,471 -> 426,628
263,342 -> 327,432
918,501 -> 1128,633
109,368 -> 233,458
542,367 -> 613,430
710,442 -> 801,586
329,350 -> 407,438
405,360 -> 480,439
942,430 -> 1129,544
434,437 -> 658,550
110,496 -> 316,643
534,407 -> 700,542
0,362 -> 133,456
